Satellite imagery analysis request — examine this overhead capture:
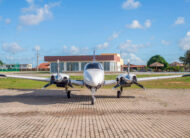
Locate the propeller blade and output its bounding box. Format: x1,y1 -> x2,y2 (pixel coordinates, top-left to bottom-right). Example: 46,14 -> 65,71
133,82 -> 145,89
68,81 -> 73,88
42,76 -> 55,89
42,83 -> 52,89
113,83 -> 120,89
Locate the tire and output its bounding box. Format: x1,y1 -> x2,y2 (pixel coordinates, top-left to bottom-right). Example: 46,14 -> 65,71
117,91 -> 121,98
91,97 -> 95,105
67,90 -> 71,99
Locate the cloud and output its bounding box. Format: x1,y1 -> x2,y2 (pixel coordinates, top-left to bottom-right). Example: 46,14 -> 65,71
129,53 -> 145,64
35,45 -> 40,51
126,19 -> 151,29
161,40 -> 170,46
26,0 -> 34,4
70,46 -> 79,54
121,53 -> 145,65
108,33 -> 119,41
174,17 -> 185,25
62,45 -> 67,51
122,0 -> 141,10
5,18 -> 11,24
2,43 -> 23,54
97,42 -> 109,49
0,16 -> 2,21
20,1 -> 60,26
119,40 -> 144,53
144,19 -> 151,28
96,32 -> 119,50
179,31 -> 190,50
126,20 -> 143,29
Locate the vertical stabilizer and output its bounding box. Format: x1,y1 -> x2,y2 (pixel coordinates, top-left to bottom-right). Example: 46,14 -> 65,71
93,50 -> 96,62
127,59 -> 130,75
57,59 -> 60,76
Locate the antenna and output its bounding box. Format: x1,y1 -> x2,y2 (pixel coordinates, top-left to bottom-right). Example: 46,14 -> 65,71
127,59 -> 130,75
93,49 -> 96,62
35,46 -> 40,72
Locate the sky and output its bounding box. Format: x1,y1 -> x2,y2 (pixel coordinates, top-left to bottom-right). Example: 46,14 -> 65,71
0,0 -> 190,66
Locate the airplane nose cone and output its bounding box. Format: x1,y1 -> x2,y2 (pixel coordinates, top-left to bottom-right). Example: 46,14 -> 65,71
85,70 -> 104,87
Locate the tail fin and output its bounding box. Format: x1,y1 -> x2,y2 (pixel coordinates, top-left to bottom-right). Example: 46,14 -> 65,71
93,50 -> 96,62
57,59 -> 60,76
127,59 -> 130,75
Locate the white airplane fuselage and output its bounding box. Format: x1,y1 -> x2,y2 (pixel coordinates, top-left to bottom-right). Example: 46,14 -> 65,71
83,63 -> 105,89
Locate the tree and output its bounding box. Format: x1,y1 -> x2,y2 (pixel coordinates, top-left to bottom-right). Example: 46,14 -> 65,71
147,55 -> 169,69
179,50 -> 190,71
0,60 -> 3,66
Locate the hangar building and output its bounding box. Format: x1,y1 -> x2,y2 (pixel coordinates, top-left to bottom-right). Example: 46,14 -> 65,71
44,53 -> 124,73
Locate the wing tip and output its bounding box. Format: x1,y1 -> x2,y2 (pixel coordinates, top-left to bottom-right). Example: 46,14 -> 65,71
182,74 -> 190,77
0,74 -> 7,77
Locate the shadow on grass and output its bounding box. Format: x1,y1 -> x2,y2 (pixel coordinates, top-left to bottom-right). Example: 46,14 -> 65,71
0,89 -> 135,105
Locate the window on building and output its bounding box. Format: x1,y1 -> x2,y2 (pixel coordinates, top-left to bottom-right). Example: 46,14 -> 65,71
67,62 -> 79,71
51,62 -> 64,73
104,62 -> 110,71
81,62 -> 88,70
110,62 -> 115,71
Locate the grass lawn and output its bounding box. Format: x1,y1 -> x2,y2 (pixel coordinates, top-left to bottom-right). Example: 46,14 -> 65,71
0,74 -> 190,89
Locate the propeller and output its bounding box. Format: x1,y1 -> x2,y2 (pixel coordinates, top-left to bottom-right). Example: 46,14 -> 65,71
42,76 -> 55,89
113,59 -> 145,90
113,77 -> 125,89
133,80 -> 145,89
42,60 -> 73,89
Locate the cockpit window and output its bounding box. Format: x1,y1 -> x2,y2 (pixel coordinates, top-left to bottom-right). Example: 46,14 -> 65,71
85,63 -> 103,70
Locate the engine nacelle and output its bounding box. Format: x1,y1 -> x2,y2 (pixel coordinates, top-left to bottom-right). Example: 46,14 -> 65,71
117,73 -> 137,86
51,73 -> 69,82
50,73 -> 70,87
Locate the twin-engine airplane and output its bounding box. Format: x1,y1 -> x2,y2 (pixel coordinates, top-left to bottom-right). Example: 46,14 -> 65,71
0,53 -> 190,105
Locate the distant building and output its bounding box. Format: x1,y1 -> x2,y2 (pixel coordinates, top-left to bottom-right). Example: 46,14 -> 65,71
5,64 -> 32,69
0,64 -> 32,71
44,53 -> 124,73
170,62 -> 184,67
122,64 -> 146,71
38,63 -> 50,69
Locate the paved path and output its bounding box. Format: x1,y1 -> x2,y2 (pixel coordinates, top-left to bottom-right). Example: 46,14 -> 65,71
0,89 -> 190,138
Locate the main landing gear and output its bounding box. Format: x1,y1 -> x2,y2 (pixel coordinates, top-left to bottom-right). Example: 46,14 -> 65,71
117,87 -> 123,98
66,88 -> 71,99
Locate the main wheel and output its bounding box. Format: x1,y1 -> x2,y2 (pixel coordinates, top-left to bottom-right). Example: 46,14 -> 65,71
117,90 -> 121,98
67,90 -> 71,98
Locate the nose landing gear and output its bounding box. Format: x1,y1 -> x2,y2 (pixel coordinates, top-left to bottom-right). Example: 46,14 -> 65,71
91,88 -> 96,105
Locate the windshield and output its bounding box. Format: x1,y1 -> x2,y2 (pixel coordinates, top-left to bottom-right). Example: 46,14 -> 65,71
85,63 -> 103,70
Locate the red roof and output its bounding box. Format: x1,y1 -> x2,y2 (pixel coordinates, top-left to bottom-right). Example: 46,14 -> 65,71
170,62 -> 184,67
38,63 -> 50,69
44,55 -> 121,62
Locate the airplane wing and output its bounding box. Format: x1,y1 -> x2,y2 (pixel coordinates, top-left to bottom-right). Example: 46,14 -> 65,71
0,74 -> 50,82
104,74 -> 190,86
137,74 -> 190,82
70,80 -> 84,86
104,80 -> 117,85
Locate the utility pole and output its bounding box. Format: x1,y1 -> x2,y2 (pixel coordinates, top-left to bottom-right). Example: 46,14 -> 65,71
37,49 -> 39,72
35,46 -> 40,72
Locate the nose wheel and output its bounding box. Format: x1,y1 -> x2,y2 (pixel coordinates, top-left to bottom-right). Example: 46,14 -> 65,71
91,88 -> 96,105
